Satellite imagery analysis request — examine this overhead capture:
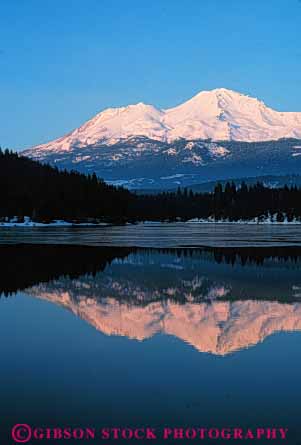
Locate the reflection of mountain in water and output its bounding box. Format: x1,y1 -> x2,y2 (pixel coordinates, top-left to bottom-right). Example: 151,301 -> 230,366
2,244 -> 301,354
20,248 -> 301,355
92,249 -> 301,303
27,286 -> 301,355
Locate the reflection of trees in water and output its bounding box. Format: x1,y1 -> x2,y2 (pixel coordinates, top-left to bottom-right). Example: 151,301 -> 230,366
154,246 -> 301,266
0,244 -> 132,296
1,245 -> 301,301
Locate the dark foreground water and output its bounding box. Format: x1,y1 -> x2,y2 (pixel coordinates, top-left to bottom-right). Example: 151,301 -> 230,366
0,244 -> 301,444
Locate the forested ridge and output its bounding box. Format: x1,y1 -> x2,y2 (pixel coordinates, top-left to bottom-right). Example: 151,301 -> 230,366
0,149 -> 131,221
1,149 -> 301,222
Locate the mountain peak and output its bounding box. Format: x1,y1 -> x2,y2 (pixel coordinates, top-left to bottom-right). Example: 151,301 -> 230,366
25,88 -> 301,153
202,87 -> 241,95
190,87 -> 261,105
191,87 -> 245,101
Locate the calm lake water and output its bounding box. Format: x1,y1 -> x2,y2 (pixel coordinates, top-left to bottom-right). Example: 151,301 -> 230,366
0,244 -> 301,444
1,222 -> 301,247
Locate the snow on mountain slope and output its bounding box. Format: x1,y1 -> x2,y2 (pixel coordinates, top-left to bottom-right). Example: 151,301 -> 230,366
26,88 -> 301,154
33,103 -> 165,153
164,88 -> 301,141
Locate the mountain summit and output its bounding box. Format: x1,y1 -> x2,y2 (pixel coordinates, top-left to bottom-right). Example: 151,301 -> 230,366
163,88 -> 301,142
27,88 -> 301,153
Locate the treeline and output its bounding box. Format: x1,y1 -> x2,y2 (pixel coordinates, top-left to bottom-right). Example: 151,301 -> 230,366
1,149 -> 301,222
0,149 -> 131,221
134,182 -> 301,221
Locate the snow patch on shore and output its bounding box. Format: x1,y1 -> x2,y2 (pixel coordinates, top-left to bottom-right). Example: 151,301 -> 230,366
0,216 -> 107,227
187,214 -> 301,224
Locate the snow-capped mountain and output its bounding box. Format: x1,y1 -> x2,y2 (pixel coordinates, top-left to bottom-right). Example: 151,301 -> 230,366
23,88 -> 301,189
26,88 -> 301,151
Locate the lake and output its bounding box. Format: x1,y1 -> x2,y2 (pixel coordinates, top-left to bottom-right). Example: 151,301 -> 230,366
0,229 -> 301,444
1,222 -> 301,247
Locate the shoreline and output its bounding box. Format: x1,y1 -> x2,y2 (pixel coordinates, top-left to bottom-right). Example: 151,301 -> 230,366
1,219 -> 301,227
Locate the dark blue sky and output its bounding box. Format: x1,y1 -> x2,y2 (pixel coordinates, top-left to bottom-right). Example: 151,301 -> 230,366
1,0 -> 300,150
